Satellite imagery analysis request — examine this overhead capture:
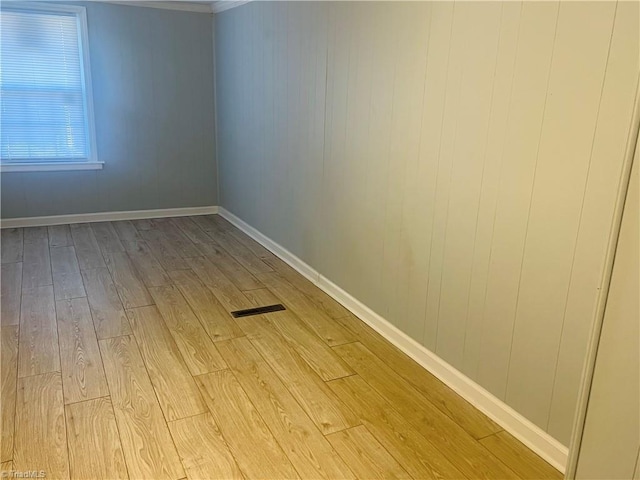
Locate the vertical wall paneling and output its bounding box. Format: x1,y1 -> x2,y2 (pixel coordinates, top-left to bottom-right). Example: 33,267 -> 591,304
574,152 -> 639,480
505,1 -> 617,429
434,2 -> 502,370
381,2 -> 432,338
547,0 -> 640,443
215,1 -> 639,446
475,1 -> 559,399
461,1 -> 522,379
422,1 -> 466,352
408,2 -> 454,342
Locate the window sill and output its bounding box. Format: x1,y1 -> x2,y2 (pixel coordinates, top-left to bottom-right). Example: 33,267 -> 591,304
0,162 -> 104,172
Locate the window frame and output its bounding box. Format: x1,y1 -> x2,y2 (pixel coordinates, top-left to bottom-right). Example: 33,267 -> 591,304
0,2 -> 101,172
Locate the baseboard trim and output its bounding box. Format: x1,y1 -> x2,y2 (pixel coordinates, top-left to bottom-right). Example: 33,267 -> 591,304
219,206 -> 569,473
1,206 -> 219,228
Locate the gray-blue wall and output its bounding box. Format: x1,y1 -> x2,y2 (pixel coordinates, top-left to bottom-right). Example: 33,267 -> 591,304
1,2 -> 217,218
214,1 -> 639,446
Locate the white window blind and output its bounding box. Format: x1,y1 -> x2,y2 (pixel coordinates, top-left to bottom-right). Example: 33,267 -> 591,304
0,5 -> 97,167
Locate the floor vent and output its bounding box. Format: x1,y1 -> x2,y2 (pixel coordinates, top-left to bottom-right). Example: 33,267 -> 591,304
231,304 -> 286,318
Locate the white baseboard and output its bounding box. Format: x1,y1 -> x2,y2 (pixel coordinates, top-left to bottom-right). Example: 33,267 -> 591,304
0,206 -> 219,229
219,206 -> 569,473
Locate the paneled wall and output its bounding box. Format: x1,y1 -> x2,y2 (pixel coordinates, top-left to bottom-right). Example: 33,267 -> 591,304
575,151 -> 638,480
1,2 -> 217,219
215,1 -> 639,445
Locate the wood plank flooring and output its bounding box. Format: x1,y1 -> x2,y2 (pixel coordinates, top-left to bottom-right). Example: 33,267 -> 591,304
0,215 -> 563,479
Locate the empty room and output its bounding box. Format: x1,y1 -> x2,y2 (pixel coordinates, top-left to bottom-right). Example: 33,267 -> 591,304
0,1 -> 638,479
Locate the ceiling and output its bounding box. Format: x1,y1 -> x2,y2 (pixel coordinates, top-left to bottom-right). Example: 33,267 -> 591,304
105,1 -> 251,14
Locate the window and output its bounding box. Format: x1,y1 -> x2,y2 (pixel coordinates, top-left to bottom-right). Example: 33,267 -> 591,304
0,3 -> 100,172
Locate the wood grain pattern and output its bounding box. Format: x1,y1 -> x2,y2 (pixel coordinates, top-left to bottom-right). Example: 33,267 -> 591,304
217,337 -> 356,479
222,224 -> 279,262
70,224 -> 106,271
65,397 -> 128,480
168,413 -> 243,480
140,229 -> 189,271
334,313 -> 501,439
1,262 -> 22,326
21,237 -> 52,290
206,215 -> 236,234
14,372 -> 69,479
91,222 -> 125,253
195,242 -> 262,291
196,370 -> 299,480
81,268 -> 131,339
149,285 -> 227,375
131,219 -> 153,231
52,271 -> 86,302
56,298 -> 109,404
104,251 -> 154,309
234,314 -> 359,435
169,269 -> 244,342
22,227 -> 48,243
184,256 -> 232,289
51,246 -> 86,301
123,240 -> 171,287
199,215 -> 273,274
479,431 -> 562,479
210,285 -> 256,313
256,271 -> 353,346
212,232 -> 273,276
126,306 -> 207,421
152,222 -> 200,258
4,221 -> 565,479
334,342 -> 518,479
99,335 -> 184,480
171,217 -> 214,244
264,255 -> 350,319
18,285 -> 59,377
329,375 -> 464,480
1,228 -> 23,264
186,256 -> 255,312
112,220 -> 142,244
326,425 -> 412,480
1,326 -> 18,462
48,225 -> 73,247
190,215 -> 225,236
244,288 -> 354,381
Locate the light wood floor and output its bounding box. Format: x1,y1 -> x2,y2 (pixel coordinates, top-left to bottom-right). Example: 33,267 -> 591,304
0,215 -> 563,480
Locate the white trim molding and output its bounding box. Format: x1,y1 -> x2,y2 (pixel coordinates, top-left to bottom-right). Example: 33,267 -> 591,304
103,1 -> 213,14
1,162 -> 104,172
218,206 -> 569,474
0,205 -> 218,228
212,1 -> 251,14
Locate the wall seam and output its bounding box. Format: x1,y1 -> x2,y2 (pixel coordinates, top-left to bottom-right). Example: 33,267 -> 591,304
545,0 -> 619,433
503,2 -> 561,401
212,12 -> 221,207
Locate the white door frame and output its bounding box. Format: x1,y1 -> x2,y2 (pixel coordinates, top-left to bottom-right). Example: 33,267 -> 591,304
565,79 -> 640,479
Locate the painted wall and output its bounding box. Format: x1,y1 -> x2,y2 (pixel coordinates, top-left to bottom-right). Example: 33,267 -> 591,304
575,149 -> 639,479
0,2 -> 217,218
215,1 -> 639,445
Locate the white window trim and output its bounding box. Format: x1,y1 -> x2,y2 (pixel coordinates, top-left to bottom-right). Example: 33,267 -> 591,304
1,161 -> 104,172
0,2 -> 100,173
